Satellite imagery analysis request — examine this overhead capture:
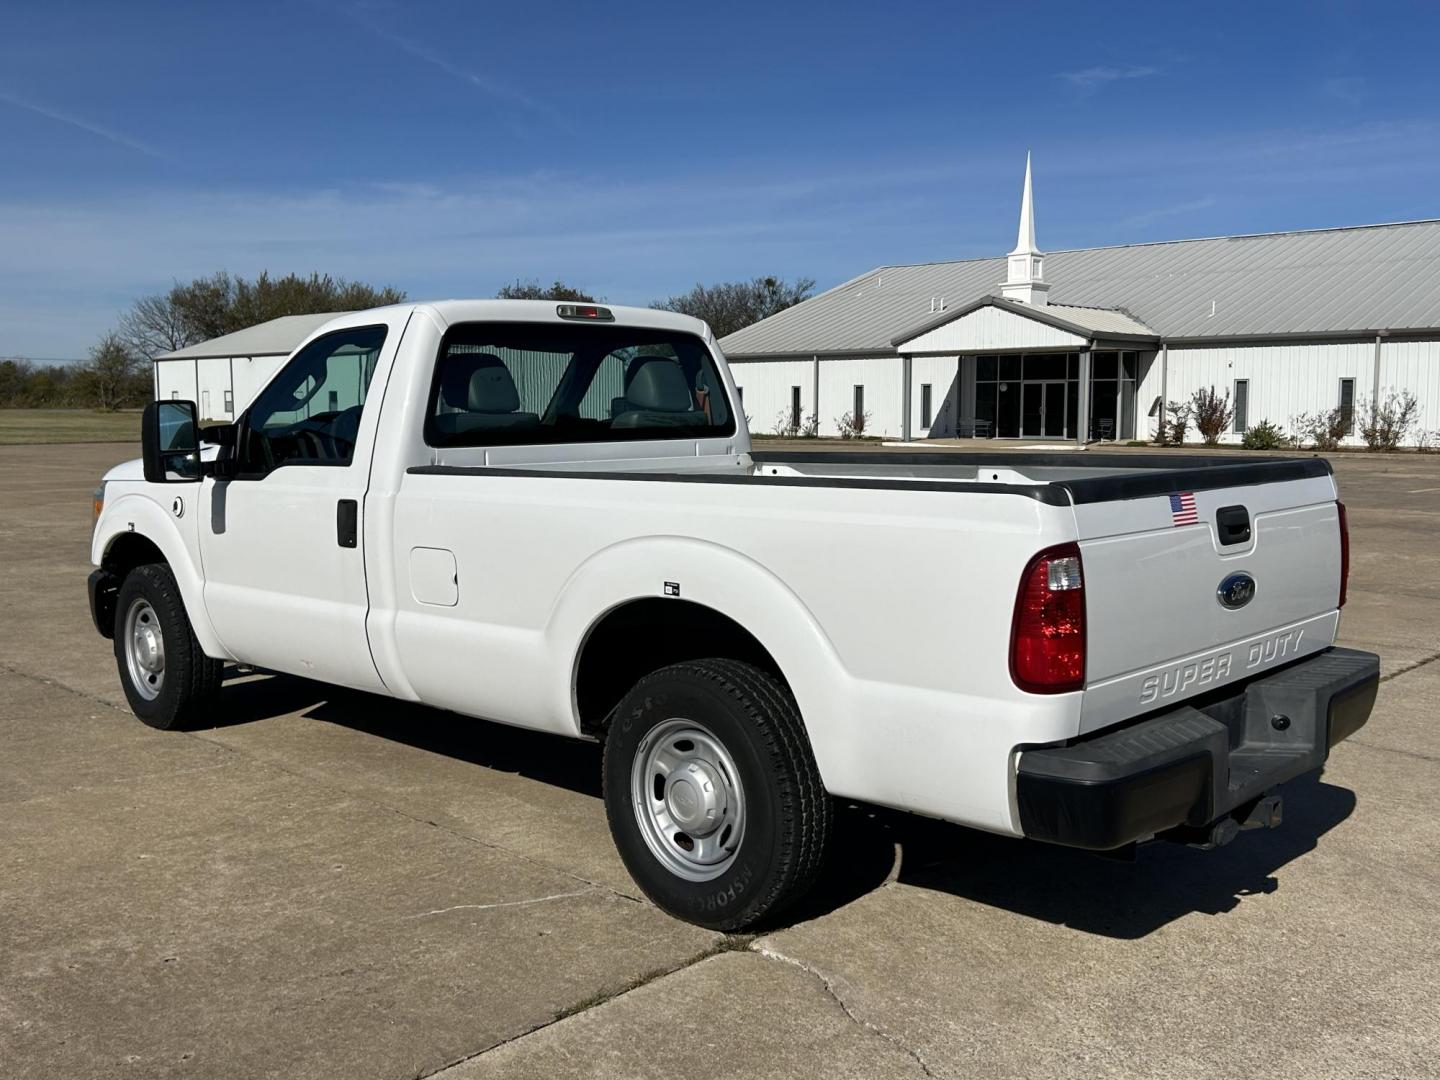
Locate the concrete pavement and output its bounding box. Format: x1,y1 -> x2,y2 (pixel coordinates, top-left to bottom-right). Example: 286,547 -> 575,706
3,441 -> 1439,1079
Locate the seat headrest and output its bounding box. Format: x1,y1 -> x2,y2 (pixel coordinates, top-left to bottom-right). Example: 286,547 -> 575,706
623,357 -> 693,413
440,353 -> 521,414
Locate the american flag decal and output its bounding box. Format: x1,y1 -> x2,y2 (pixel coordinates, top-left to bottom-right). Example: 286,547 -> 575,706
1169,491 -> 1198,526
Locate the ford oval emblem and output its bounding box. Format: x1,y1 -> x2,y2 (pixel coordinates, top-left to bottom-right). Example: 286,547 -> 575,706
1217,572 -> 1257,610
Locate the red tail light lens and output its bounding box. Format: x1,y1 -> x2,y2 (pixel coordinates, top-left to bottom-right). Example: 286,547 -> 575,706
1010,542 -> 1086,693
1337,501 -> 1349,608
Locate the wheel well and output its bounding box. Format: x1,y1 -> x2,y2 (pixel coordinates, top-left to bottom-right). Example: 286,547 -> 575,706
575,599 -> 785,736
102,533 -> 167,579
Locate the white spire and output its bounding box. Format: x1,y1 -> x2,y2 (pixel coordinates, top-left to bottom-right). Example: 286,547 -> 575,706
1001,151 -> 1050,306
1010,151 -> 1039,255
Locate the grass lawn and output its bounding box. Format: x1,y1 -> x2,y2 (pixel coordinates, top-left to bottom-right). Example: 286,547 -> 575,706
0,409 -> 142,445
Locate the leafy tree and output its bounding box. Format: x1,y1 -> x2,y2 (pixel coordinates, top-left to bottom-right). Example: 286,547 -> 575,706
119,272 -> 407,360
496,279 -> 598,302
0,357 -> 34,404
78,332 -> 147,411
652,275 -> 816,338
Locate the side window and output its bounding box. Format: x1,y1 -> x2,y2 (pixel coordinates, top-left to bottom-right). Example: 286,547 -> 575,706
241,325 -> 387,470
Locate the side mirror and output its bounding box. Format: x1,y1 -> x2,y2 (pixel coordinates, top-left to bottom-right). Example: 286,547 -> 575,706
141,400 -> 203,484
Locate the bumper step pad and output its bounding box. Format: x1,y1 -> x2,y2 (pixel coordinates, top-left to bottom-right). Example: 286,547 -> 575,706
1016,647 -> 1379,851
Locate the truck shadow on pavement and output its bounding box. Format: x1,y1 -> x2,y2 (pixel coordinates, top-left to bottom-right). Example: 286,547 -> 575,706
800,773 -> 1356,938
212,670 -> 1357,940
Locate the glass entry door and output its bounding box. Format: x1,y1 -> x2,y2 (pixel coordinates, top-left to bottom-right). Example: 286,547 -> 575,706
1021,381 -> 1067,438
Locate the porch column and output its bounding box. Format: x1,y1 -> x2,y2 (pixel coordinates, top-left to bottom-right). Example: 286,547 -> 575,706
1076,348 -> 1092,447
901,354 -> 913,441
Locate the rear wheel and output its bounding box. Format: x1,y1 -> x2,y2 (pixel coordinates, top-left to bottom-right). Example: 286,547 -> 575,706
113,563 -> 222,730
602,659 -> 830,931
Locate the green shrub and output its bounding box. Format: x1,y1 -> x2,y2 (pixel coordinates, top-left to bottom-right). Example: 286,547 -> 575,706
1240,419 -> 1288,450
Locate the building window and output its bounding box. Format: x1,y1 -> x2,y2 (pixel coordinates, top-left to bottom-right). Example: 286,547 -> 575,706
223,389 -> 234,415
790,386 -> 802,431
920,383 -> 933,429
853,384 -> 865,421
1339,378 -> 1355,435
1233,379 -> 1249,434
170,390 -> 179,400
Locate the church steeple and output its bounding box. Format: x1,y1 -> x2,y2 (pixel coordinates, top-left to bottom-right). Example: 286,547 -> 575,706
1000,152 -> 1050,306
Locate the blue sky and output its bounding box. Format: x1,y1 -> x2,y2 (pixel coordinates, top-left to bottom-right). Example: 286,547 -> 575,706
3,0 -> 1439,358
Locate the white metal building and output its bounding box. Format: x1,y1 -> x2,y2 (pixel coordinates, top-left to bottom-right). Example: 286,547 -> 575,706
720,157 -> 1440,446
154,313 -> 344,422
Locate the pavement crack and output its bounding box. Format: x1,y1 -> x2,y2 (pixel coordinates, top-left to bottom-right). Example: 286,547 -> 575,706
413,935 -> 748,1079
406,889 -> 595,919
1344,738 -> 1440,764
752,941 -> 938,1078
1379,649 -> 1440,683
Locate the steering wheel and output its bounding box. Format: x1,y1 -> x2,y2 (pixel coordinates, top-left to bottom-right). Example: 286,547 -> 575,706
295,428 -> 329,459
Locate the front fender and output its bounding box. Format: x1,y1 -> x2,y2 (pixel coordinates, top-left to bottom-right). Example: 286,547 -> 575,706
91,490 -> 230,660
542,536 -> 855,787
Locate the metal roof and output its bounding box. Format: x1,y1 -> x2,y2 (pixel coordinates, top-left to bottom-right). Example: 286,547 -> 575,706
156,313 -> 346,361
720,219 -> 1440,358
891,297 -> 1155,347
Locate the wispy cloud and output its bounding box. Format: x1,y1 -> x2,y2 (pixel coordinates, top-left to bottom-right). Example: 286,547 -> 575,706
1118,195 -> 1218,230
0,91 -> 163,158
1322,76 -> 1366,107
1057,65 -> 1158,90
321,1 -> 566,128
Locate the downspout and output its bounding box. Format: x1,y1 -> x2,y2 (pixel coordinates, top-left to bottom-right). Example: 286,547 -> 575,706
1371,332 -> 1384,416
1159,341 -> 1169,442
901,354 -> 913,442
811,354 -> 819,434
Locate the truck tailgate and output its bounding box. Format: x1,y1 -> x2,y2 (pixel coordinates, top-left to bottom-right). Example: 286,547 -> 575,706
1073,471 -> 1342,733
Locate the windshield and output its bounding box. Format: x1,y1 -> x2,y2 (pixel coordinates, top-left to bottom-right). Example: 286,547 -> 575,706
425,322 -> 734,447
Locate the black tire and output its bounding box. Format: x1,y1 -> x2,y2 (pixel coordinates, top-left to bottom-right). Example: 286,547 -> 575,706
113,563 -> 222,730
602,659 -> 830,931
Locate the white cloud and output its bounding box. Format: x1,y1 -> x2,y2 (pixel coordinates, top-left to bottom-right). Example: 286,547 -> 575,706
1057,65 -> 1158,90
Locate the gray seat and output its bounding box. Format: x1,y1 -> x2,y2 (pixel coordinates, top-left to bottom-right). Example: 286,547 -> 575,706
611,356 -> 707,429
433,352 -> 540,436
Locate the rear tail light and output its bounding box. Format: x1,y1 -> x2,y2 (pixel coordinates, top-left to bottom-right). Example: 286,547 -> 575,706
1010,542 -> 1086,693
1337,501 -> 1350,608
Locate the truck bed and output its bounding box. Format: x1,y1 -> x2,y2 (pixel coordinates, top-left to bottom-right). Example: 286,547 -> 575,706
416,449 -> 1333,506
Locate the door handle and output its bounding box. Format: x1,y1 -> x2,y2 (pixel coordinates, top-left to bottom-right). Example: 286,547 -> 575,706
1216,504 -> 1250,545
336,499 -> 358,548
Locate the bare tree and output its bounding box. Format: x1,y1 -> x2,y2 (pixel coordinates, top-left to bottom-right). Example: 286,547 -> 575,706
118,294 -> 197,360
117,271 -> 407,359
652,275 -> 816,338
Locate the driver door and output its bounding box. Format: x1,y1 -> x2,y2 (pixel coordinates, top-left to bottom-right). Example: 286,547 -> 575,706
199,321 -> 400,693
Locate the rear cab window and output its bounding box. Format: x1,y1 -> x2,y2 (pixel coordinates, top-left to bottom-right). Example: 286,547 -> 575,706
424,322 -> 734,447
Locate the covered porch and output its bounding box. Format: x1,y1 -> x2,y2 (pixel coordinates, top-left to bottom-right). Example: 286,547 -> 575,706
894,295 -> 1158,445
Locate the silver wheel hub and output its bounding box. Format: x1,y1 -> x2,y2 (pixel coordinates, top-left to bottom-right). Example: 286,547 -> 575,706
123,598 -> 165,701
631,719 -> 745,882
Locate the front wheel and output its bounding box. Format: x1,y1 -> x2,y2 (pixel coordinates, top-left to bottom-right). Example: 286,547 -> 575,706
602,659 -> 830,931
113,563 -> 222,730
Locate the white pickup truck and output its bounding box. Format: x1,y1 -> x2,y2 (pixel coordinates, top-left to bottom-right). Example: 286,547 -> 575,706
88,300 -> 1379,929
